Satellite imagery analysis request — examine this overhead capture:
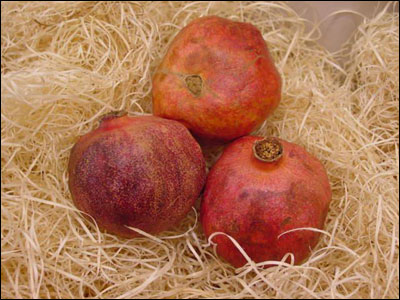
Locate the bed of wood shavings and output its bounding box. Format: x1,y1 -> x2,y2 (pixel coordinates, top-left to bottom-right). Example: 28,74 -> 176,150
1,2 -> 398,298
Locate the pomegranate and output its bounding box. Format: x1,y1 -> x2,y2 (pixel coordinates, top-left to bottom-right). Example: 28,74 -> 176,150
152,16 -> 281,142
201,136 -> 331,268
68,112 -> 206,238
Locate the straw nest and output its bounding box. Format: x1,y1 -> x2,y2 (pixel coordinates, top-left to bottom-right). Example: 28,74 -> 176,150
1,2 -> 398,298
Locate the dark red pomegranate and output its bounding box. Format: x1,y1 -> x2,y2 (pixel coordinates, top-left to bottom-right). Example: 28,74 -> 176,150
201,136 -> 331,267
68,112 -> 206,238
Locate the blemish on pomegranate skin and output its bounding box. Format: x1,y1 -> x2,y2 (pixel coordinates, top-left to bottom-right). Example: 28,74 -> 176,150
281,217 -> 292,227
239,190 -> 249,199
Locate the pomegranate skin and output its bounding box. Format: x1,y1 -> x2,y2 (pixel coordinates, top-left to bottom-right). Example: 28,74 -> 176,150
68,114 -> 206,238
201,136 -> 331,268
152,16 -> 281,142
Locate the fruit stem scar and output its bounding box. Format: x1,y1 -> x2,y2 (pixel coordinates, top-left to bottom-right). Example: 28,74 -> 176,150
99,111 -> 128,124
185,75 -> 203,97
253,137 -> 283,162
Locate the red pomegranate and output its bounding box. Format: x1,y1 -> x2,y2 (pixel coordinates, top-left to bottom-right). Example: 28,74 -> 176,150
68,112 -> 206,238
152,16 -> 281,142
201,136 -> 331,267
